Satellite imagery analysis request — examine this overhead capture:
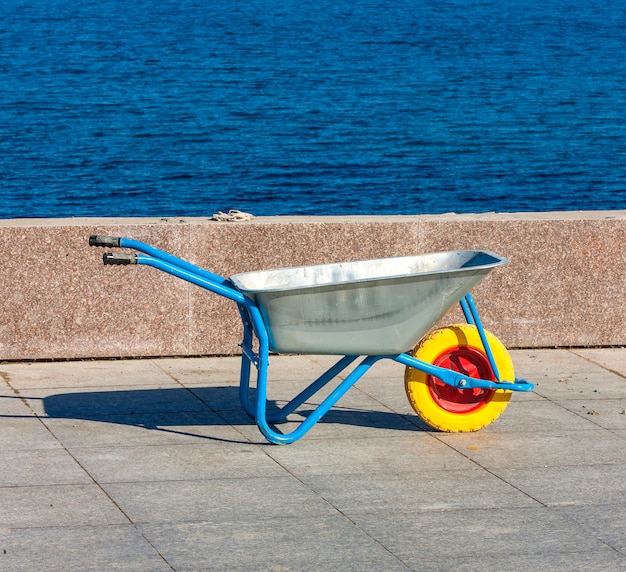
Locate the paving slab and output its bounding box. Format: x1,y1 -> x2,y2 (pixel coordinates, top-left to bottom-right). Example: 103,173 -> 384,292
1,525 -> 171,572
572,348 -> 626,376
103,476 -> 338,525
0,389 -> 36,417
476,398 -> 608,433
0,417 -> 63,451
0,349 -> 625,571
494,465 -> 626,506
0,484 -> 129,529
40,410 -> 246,448
299,468 -> 539,516
409,547 -> 626,572
262,434 -> 473,476
437,430 -> 625,469
555,398 -> 626,430
350,507 -> 609,562
224,409 -> 425,443
70,441 -> 285,483
511,349 -> 626,400
0,359 -> 176,390
138,517 -> 412,571
558,503 -> 626,553
0,449 -> 92,487
21,384 -> 208,417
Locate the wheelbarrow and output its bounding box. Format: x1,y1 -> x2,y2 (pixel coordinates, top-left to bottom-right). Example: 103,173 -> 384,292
89,235 -> 534,444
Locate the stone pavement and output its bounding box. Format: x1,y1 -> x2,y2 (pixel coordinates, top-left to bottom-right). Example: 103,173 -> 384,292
0,348 -> 625,571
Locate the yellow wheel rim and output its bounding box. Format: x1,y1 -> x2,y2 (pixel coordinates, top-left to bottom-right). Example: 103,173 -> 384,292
404,324 -> 514,432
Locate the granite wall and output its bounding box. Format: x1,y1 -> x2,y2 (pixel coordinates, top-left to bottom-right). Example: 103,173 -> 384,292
1,211 -> 624,361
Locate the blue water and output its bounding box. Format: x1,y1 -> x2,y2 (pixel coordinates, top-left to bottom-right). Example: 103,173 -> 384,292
1,0 -> 625,218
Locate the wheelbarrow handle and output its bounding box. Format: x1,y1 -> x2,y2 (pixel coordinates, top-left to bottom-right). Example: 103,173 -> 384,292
102,252 -> 137,265
89,235 -> 121,248
90,234 -> 247,305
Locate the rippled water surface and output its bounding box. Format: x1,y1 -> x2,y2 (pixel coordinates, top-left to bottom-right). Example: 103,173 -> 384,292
1,0 -> 625,218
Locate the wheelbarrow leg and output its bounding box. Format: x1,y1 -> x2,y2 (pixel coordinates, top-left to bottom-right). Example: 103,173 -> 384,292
241,353 -> 360,423
254,356 -> 385,445
237,305 -> 259,420
235,299 -> 383,444
236,302 -> 363,439
269,355 -> 360,422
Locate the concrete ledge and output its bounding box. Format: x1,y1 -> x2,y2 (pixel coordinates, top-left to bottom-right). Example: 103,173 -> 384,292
1,211 -> 625,360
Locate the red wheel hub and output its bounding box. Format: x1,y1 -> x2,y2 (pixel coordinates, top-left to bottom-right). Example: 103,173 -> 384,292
428,346 -> 495,413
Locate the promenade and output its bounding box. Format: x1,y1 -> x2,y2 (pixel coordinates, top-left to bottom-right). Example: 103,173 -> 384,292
1,348 -> 624,571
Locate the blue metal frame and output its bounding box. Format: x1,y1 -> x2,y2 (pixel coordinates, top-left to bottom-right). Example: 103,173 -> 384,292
102,237 -> 534,445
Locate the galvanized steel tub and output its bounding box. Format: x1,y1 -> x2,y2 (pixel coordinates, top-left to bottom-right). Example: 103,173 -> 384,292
230,250 -> 507,355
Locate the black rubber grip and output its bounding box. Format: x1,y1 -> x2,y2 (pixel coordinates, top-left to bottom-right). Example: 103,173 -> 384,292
103,252 -> 137,265
89,235 -> 121,247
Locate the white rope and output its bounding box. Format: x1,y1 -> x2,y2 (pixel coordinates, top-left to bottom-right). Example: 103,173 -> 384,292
211,209 -> 255,222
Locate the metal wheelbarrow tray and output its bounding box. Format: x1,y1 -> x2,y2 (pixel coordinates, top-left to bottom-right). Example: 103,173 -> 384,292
90,235 -> 534,444
231,250 -> 509,355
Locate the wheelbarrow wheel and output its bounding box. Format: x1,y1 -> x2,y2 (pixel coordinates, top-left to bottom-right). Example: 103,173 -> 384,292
404,324 -> 514,432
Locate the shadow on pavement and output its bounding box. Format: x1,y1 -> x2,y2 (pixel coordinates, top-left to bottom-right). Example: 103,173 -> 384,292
2,385 -> 428,443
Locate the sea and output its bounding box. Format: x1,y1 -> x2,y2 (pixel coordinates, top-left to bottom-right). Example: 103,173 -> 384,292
1,0 -> 625,219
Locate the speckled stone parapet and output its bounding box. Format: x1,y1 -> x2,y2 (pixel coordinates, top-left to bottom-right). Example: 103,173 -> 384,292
1,212 -> 624,360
